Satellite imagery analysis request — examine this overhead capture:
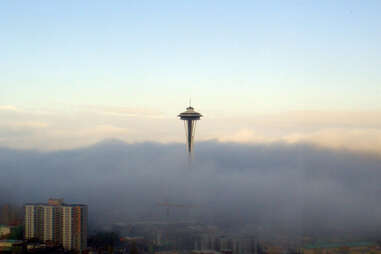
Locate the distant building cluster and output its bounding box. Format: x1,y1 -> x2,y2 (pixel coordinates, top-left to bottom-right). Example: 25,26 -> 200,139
0,225 -> 11,237
194,234 -> 257,254
24,198 -> 87,251
110,221 -> 260,254
301,241 -> 381,254
0,204 -> 22,226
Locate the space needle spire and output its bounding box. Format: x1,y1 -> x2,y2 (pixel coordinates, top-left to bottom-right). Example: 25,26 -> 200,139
178,102 -> 202,157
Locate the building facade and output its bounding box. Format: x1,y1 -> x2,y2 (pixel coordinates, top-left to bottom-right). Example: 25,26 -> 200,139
24,205 -> 37,239
195,234 -> 257,254
0,225 -> 11,237
24,199 -> 87,251
62,205 -> 87,250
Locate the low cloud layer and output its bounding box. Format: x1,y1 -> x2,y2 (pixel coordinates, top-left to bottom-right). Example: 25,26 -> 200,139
1,140 -> 381,239
1,104 -> 381,155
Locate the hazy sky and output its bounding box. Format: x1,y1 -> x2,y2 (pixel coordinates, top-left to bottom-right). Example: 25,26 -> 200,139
1,1 -> 381,150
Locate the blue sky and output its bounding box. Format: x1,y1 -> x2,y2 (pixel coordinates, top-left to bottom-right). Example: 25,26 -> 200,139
1,0 -> 381,115
1,1 -> 381,150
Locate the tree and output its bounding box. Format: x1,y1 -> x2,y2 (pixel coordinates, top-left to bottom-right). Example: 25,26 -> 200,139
256,243 -> 267,254
129,241 -> 139,254
337,246 -> 349,254
88,231 -> 120,252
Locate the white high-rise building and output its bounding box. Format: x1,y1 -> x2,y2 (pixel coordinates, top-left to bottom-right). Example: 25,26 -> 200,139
24,199 -> 87,251
24,205 -> 37,239
62,205 -> 87,250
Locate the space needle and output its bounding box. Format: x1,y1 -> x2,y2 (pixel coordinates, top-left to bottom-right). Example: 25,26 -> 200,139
178,103 -> 203,157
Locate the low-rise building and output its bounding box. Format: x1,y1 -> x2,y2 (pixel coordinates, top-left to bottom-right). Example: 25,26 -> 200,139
0,240 -> 23,252
302,241 -> 381,254
0,225 -> 11,238
192,250 -> 222,254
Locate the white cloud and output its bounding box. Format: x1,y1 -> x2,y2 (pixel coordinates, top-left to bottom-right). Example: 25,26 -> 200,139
81,105 -> 164,118
4,121 -> 49,128
217,129 -> 276,143
284,128 -> 381,154
0,105 -> 19,111
1,104 -> 381,154
217,128 -> 381,155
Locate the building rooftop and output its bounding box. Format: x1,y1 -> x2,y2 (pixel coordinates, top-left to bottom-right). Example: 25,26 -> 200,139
24,203 -> 87,207
192,250 -> 221,254
0,240 -> 23,243
303,241 -> 377,249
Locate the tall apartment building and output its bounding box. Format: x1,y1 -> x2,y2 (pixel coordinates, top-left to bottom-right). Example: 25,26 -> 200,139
62,205 -> 87,250
24,199 -> 87,251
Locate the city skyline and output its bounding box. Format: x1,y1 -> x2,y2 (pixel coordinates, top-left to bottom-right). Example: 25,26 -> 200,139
2,1 -> 381,253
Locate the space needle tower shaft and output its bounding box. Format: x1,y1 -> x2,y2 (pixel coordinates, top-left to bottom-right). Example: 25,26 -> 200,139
178,104 -> 202,156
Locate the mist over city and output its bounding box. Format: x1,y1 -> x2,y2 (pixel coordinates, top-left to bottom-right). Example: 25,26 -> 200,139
1,1 -> 381,253
2,140 -> 381,240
